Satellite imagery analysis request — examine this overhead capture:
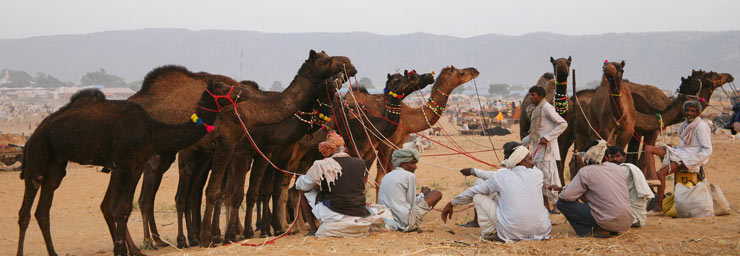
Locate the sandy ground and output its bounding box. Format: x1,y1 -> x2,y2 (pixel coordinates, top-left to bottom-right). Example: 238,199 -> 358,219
2,109 -> 740,256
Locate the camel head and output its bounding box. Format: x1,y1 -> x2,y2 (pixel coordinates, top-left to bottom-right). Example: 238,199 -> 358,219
679,70 -> 735,103
308,74 -> 344,133
195,80 -> 239,125
385,72 -> 415,99
602,60 -> 625,95
550,56 -> 572,84
405,69 -> 435,91
434,66 -> 480,93
304,50 -> 357,81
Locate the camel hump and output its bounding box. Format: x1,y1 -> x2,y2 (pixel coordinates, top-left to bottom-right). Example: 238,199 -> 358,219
140,65 -> 194,91
541,72 -> 554,81
69,88 -> 106,103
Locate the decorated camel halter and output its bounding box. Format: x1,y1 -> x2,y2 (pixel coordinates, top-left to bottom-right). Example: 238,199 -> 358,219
191,114 -> 215,133
552,65 -> 569,115
199,85 -> 236,112
383,87 -> 405,115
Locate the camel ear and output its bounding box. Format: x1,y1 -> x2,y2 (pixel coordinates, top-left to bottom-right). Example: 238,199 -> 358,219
309,50 -> 317,60
620,60 -> 626,68
550,56 -> 556,64
567,56 -> 572,64
404,70 -> 408,76
681,76 -> 686,82
387,73 -> 392,80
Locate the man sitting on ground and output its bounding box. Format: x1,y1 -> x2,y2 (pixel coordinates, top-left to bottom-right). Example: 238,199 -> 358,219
643,100 -> 713,211
441,142 -> 551,242
556,140 -> 632,238
604,146 -> 654,227
378,148 -> 442,232
296,131 -> 372,237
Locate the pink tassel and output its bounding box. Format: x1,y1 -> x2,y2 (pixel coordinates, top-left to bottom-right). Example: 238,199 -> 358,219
204,124 -> 215,133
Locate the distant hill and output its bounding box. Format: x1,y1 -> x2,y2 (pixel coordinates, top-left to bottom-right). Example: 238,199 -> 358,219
1,29 -> 739,91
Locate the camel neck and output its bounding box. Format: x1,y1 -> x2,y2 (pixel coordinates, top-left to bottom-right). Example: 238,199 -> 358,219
659,95 -> 688,126
152,115 -> 210,152
383,90 -> 403,123
235,70 -> 318,128
401,82 -> 452,132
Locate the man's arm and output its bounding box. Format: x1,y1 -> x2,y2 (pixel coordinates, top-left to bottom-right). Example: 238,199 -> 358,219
559,170 -> 587,202
473,168 -> 497,180
295,162 -> 321,191
450,180 -> 495,206
542,104 -> 568,142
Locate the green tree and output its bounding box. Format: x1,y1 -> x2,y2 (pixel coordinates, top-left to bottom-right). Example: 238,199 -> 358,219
34,72 -> 63,88
2,69 -> 34,87
80,68 -> 126,87
488,83 -> 510,96
359,77 -> 373,88
270,81 -> 283,91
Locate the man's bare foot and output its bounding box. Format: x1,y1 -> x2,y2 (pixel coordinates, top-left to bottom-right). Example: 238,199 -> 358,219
458,220 -> 479,228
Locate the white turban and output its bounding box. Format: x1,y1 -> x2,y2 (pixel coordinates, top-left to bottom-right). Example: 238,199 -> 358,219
582,140 -> 608,164
392,148 -> 420,167
500,146 -> 529,168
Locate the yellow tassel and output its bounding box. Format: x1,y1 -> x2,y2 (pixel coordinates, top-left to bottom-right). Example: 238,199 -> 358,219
191,114 -> 199,123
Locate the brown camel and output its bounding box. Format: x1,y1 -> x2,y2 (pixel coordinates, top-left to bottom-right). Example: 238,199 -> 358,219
374,66 -> 480,189
129,50 -> 357,248
17,81 -> 238,256
250,71 -> 434,238
519,57 -> 572,139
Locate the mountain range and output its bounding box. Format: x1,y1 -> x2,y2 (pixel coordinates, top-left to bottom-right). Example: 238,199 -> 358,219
1,28 -> 739,91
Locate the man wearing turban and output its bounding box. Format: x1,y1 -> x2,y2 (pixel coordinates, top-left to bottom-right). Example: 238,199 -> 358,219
642,100 -> 713,211
557,139 -> 632,238
441,142 -> 552,242
378,149 -> 442,232
296,131 -> 372,236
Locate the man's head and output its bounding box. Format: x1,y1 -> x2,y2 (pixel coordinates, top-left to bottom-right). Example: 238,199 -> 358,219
527,86 -> 546,105
318,131 -> 346,158
392,148 -> 420,172
683,100 -> 702,121
604,145 -> 625,164
501,141 -> 534,168
582,139 -> 608,165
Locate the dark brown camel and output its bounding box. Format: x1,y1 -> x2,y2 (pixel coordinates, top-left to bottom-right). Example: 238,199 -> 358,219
250,71 -> 434,237
128,50 -> 357,248
374,66 -> 480,189
17,81 -> 238,256
519,57 -> 572,139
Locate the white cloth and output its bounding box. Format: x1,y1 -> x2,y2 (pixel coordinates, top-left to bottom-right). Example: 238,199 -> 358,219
522,101 -> 568,162
662,117 -> 712,173
451,166 -> 551,242
378,167 -> 425,230
301,190 -> 388,237
473,194 -> 499,236
619,163 -> 654,226
500,146 -> 529,168
537,160 -> 560,205
298,152 -> 349,192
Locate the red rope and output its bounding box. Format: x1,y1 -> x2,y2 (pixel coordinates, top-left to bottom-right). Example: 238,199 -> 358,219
420,149 -> 498,157
224,202 -> 301,247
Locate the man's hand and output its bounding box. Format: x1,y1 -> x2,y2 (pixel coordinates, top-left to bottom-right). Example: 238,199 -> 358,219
539,137 -> 548,144
459,168 -> 474,176
421,186 -> 431,196
547,185 -> 563,192
440,202 -> 454,223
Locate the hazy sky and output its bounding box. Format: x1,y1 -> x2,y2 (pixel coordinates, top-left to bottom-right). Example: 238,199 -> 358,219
2,0 -> 739,39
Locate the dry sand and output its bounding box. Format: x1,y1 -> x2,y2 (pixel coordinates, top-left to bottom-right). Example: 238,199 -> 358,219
2,110 -> 740,256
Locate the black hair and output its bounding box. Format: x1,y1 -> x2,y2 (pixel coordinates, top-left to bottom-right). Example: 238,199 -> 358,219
503,141 -> 522,159
528,86 -> 546,96
605,145 -> 625,157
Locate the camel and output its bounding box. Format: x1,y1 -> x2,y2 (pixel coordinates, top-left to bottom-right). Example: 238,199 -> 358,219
519,57 -> 572,139
128,50 -> 357,248
17,81 -> 238,256
238,71 -> 428,239
374,66 -> 480,189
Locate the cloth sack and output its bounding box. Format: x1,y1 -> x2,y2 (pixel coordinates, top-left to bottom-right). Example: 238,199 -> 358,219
662,194 -> 678,217
674,182 -> 714,218
709,183 -> 731,216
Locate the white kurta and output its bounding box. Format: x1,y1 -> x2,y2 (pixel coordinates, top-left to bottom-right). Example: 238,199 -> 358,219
664,118 -> 713,173
619,163 -> 654,227
451,166 -> 551,242
522,101 -> 567,190
378,167 -> 425,230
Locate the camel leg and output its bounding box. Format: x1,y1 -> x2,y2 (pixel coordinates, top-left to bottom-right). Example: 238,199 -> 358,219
175,148 -> 199,248
33,162 -> 66,256
259,168 -> 275,237
200,144 -> 235,247
17,178 -> 41,256
138,152 -> 175,248
271,172 -> 291,234
188,158 -> 211,247
224,153 -> 250,244
244,155 -> 269,238
557,126 -> 573,184
110,166 -> 143,256
299,192 -> 318,235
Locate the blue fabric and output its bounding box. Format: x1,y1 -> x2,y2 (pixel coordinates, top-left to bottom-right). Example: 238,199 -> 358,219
557,199 -> 599,236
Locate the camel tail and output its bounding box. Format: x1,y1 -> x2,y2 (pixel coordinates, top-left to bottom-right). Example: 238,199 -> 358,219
19,144 -> 27,180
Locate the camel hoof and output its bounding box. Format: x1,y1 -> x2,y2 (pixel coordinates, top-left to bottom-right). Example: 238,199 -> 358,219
243,230 -> 254,239
212,234 -> 222,244
259,231 -> 272,238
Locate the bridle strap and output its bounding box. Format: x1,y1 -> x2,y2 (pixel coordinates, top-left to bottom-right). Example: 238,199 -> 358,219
199,85 -> 235,112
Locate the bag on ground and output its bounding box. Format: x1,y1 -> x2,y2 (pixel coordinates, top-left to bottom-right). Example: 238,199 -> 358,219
674,181 -> 714,218
709,183 -> 732,216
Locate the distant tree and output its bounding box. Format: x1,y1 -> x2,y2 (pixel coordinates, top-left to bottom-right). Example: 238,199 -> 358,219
488,83 -> 510,96
128,80 -> 143,91
34,72 -> 63,88
270,81 -> 284,91
359,77 -> 373,88
80,68 -> 126,87
2,69 -> 35,87
451,85 -> 467,94
585,80 -> 601,89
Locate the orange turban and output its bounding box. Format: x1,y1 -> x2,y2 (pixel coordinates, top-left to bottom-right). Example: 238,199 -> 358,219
318,131 -> 345,157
